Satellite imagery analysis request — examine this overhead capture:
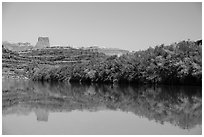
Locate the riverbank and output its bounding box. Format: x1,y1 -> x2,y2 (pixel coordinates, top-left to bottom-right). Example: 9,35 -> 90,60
31,40 -> 202,85
2,40 -> 202,85
2,71 -> 28,80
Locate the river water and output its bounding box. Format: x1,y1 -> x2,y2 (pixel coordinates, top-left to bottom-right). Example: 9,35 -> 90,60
2,78 -> 202,135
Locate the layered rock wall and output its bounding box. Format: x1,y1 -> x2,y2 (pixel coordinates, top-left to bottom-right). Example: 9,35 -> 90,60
35,37 -> 50,49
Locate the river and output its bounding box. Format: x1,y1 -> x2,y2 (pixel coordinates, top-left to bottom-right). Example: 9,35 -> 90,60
2,78 -> 202,135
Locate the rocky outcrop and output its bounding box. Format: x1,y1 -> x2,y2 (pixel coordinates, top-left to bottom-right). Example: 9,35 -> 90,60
86,46 -> 129,56
18,42 -> 32,47
2,41 -> 33,51
35,37 -> 50,49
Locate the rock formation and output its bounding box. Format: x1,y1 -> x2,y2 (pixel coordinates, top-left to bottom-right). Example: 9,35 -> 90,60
2,41 -> 33,51
18,42 -> 32,47
35,37 -> 50,49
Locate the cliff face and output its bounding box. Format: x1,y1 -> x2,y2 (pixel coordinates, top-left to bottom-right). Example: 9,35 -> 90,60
85,46 -> 129,56
2,41 -> 33,51
35,37 -> 50,49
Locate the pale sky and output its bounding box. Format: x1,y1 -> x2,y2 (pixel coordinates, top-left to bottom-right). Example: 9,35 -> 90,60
2,2 -> 202,51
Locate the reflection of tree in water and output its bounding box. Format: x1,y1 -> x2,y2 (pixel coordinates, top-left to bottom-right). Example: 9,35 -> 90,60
2,79 -> 202,129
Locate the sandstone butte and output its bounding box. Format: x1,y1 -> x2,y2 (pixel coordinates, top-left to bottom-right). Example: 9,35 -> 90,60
35,37 -> 50,49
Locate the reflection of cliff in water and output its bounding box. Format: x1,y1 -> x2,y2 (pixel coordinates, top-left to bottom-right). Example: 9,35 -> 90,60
2,79 -> 202,129
35,108 -> 49,122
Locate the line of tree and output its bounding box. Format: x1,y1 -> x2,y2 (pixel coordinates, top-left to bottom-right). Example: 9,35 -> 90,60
30,40 -> 202,85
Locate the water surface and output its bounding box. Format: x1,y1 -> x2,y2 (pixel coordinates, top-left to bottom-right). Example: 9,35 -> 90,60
2,78 -> 202,135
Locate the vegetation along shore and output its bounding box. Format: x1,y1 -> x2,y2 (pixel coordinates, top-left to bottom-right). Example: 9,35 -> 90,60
2,39 -> 202,85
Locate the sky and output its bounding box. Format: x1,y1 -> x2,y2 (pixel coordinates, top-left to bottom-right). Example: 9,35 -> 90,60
2,2 -> 202,51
